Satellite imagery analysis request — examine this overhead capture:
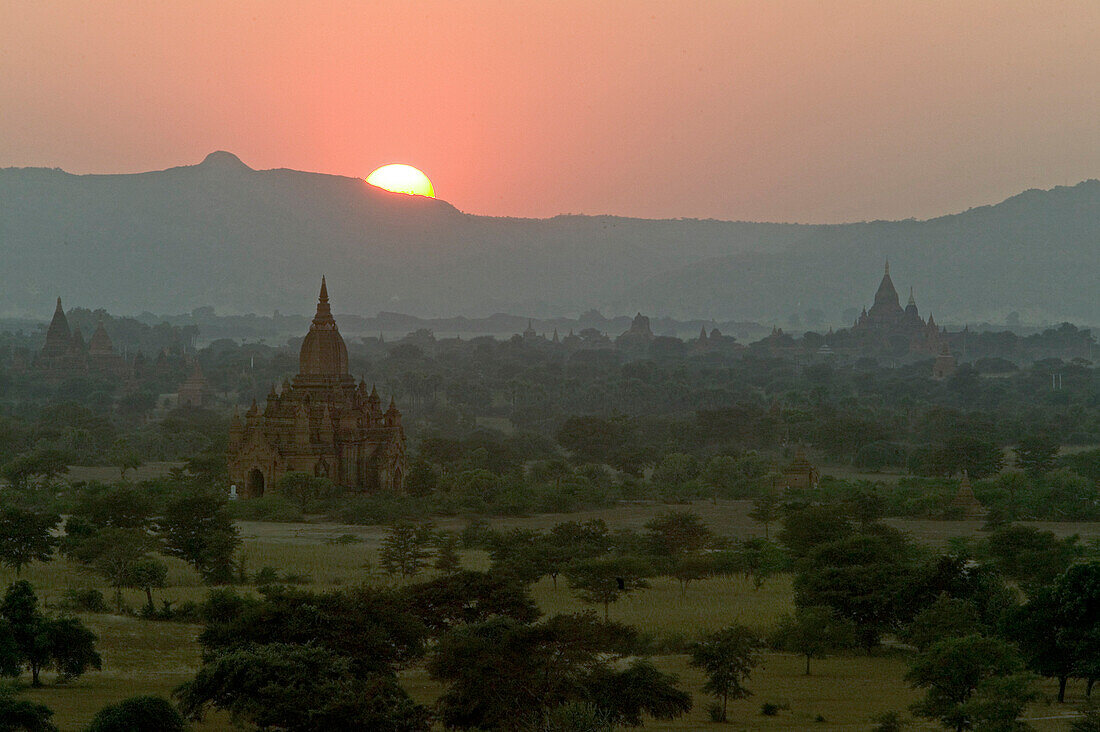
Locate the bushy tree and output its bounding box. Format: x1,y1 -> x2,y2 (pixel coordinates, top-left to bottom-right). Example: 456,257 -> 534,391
157,490 -> 240,584
398,571 -> 539,637
906,634 -> 1035,731
565,556 -> 651,619
198,586 -> 426,677
902,594 -> 983,651
747,492 -> 781,538
276,471 -> 339,511
432,533 -> 462,575
644,511 -> 713,555
379,522 -> 435,580
688,624 -> 761,722
777,504 -> 852,559
176,643 -> 429,732
770,606 -> 855,674
0,684 -> 57,732
85,695 -> 187,732
0,509 -> 59,575
0,582 -> 101,686
979,524 -> 1081,587
428,613 -> 689,730
0,451 -> 69,490
1015,435 -> 1059,479
794,532 -> 913,650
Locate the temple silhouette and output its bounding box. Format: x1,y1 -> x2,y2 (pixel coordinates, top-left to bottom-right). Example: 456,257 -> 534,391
35,297 -> 129,379
227,278 -> 407,497
850,261 -> 943,354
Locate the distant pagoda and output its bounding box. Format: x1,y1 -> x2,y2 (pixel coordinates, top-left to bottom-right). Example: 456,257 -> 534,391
950,472 -> 988,520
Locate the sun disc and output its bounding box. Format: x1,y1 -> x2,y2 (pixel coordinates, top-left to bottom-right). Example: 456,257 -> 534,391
365,164 -> 435,198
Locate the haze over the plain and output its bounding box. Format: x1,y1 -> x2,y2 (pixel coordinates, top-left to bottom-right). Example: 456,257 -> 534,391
2,1 -> 1098,223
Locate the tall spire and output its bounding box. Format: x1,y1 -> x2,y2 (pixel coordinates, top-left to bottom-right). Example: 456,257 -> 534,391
313,276 -> 333,324
42,295 -> 73,357
871,260 -> 901,314
297,276 -> 349,378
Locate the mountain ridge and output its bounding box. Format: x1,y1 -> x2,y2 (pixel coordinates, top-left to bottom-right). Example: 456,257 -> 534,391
1,154 -> 1096,324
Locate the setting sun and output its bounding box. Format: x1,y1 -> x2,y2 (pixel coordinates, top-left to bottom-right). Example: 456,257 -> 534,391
365,164 -> 435,198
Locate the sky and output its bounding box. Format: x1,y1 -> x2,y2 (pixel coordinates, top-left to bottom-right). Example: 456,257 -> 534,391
2,1 -> 1098,223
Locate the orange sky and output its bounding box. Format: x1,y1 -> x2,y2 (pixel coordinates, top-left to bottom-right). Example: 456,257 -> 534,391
2,1 -> 1098,222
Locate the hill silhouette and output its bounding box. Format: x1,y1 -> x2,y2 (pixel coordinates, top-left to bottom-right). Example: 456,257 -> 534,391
1,153 -> 1096,324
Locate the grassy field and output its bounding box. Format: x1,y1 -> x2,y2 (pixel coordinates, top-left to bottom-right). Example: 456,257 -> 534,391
4,501 -> 1099,730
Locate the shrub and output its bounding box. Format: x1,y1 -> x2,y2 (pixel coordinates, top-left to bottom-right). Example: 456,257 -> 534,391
253,567 -> 279,586
85,695 -> 187,732
59,588 -> 109,613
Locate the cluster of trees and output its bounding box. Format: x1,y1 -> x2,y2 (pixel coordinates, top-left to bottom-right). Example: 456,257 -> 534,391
175,573 -> 695,730
772,494 -> 1100,728
0,581 -> 186,732
0,582 -> 101,688
0,482 -> 240,610
371,512 -> 789,618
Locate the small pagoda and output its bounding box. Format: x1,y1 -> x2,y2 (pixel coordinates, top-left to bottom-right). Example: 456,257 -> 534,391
781,445 -> 819,491
950,472 -> 988,520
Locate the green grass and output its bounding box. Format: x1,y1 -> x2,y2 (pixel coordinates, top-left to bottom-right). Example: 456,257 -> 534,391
5,504 -> 1100,730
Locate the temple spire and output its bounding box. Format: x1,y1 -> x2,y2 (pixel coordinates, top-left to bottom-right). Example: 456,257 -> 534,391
312,276 -> 334,325
885,259 -> 890,276
908,286 -> 916,307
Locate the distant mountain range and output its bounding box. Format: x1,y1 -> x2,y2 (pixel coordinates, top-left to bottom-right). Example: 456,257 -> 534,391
1,152 -> 1097,325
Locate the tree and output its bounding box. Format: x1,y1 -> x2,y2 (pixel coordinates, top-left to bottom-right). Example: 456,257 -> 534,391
770,606 -> 854,675
157,490 -> 240,584
0,684 -> 58,732
197,586 -> 427,677
427,613 -> 689,730
77,528 -> 157,611
565,556 -> 651,619
276,472 -> 338,511
737,538 -> 787,589
902,594 -> 983,651
906,634 -> 1034,732
663,554 -> 716,596
1015,435 -> 1059,479
979,524 -> 1081,587
0,509 -> 59,575
644,511 -> 713,555
1,581 -> 101,687
36,617 -> 102,684
0,451 -> 69,491
1008,563 -> 1100,701
433,533 -> 462,575
793,532 -> 913,650
175,643 -> 430,732
110,448 -> 142,481
379,522 -> 435,580
126,558 -> 169,611
542,520 -> 612,585
777,504 -> 853,559
70,484 -> 154,529
398,571 -> 539,637
86,696 -> 187,732
688,624 -> 761,723
747,492 -> 781,538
